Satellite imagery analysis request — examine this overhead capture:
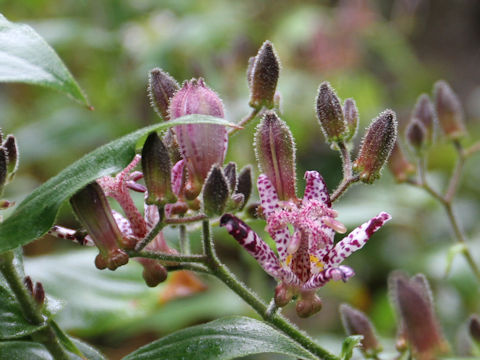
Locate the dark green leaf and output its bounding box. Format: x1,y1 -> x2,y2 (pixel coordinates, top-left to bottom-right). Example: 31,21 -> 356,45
0,14 -> 90,106
122,316 -> 317,360
0,115 -> 238,252
340,335 -> 363,360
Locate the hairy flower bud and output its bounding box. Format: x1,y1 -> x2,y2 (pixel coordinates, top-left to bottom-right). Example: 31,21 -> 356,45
141,132 -> 176,206
343,98 -> 359,141
413,94 -> 436,145
316,82 -> 346,143
203,165 -> 229,217
249,41 -> 280,109
254,111 -> 296,200
0,148 -> 6,195
235,166 -> 252,210
137,258 -> 168,287
388,140 -> 415,183
296,292 -> 322,318
148,68 -> 179,121
340,304 -> 381,354
434,80 -> 466,140
406,119 -> 427,155
70,182 -> 130,270
169,78 -> 228,199
3,135 -> 18,181
469,315 -> 480,344
353,110 -> 397,184
223,162 -> 237,194
33,282 -> 45,306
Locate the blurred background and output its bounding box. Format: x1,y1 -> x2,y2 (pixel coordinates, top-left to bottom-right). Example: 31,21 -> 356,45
1,0 -> 480,358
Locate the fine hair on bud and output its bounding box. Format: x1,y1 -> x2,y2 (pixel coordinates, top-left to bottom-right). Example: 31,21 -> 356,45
316,82 -> 346,143
406,119 -> 427,156
343,98 -> 359,141
434,80 -> 466,140
0,148 -> 6,195
412,94 -> 436,145
249,40 -> 280,109
148,68 -> 179,121
340,303 -> 381,354
236,166 -> 252,210
223,162 -> 237,194
202,165 -> 229,217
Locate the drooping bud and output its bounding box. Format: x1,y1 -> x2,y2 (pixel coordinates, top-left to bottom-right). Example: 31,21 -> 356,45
388,140 -> 415,183
406,119 -> 427,155
353,110 -> 397,184
343,98 -> 359,141
3,135 -> 18,181
434,80 -> 466,140
137,258 -> 168,287
296,292 -> 322,318
70,182 -> 130,270
316,82 -> 346,143
169,78 -> 228,199
148,68 -> 179,121
254,111 -> 296,200
413,94 -> 436,145
469,315 -> 480,344
340,304 -> 381,355
235,166 -> 252,210
141,132 -> 176,206
0,148 -> 6,195
223,162 -> 237,193
389,272 -> 447,360
274,283 -> 294,307
249,41 -> 280,109
203,165 -> 229,217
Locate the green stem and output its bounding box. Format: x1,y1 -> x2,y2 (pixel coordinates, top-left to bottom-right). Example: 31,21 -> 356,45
0,251 -> 70,360
330,141 -> 359,203
128,250 -> 207,263
135,206 -> 166,251
165,263 -> 210,274
330,175 -> 359,203
228,107 -> 261,136
201,220 -> 338,360
179,224 -> 190,254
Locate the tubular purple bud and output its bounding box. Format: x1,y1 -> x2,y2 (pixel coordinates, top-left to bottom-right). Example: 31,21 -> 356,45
3,135 -> 18,180
413,94 -> 436,145
0,148 -> 6,195
24,276 -> 34,295
389,273 -> 447,359
469,315 -> 480,344
223,162 -> 237,193
141,132 -> 176,206
203,165 -> 229,217
388,140 -> 415,183
148,68 -> 179,121
33,282 -> 45,306
434,80 -> 466,140
316,82 -> 346,143
343,98 -> 359,141
296,292 -> 322,318
254,111 -> 297,200
138,258 -> 168,287
406,119 -> 427,155
70,182 -> 130,270
236,166 -> 252,210
249,41 -> 280,109
353,110 -> 397,184
169,78 -> 228,199
340,304 -> 381,354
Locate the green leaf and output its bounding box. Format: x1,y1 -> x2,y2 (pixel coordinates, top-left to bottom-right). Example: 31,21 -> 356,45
340,335 -> 363,360
0,14 -> 90,107
0,115 -> 238,253
122,316 -> 317,360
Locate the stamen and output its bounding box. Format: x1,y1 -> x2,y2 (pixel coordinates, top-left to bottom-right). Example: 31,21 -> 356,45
322,217 -> 347,234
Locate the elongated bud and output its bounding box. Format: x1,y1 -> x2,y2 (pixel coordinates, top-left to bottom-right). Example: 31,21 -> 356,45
203,165 -> 229,217
413,94 -> 436,145
24,276 -> 34,294
246,56 -> 255,87
148,68 -> 179,121
142,132 -> 176,206
254,111 -> 296,200
223,162 -> 237,193
434,80 -> 466,140
343,98 -> 359,141
236,166 -> 252,210
340,304 -> 381,354
469,315 -> 480,344
0,148 -> 6,195
389,272 -> 447,359
249,41 -> 280,109
70,182 -> 130,270
388,140 -> 415,183
33,282 -> 45,306
316,82 -> 346,143
162,130 -> 182,164
169,78 -> 228,199
3,135 -> 18,180
406,119 -> 427,155
353,110 -> 397,184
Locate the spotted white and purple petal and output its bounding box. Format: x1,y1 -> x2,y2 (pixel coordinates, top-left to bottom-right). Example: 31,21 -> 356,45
302,265 -> 355,290
302,171 -> 331,207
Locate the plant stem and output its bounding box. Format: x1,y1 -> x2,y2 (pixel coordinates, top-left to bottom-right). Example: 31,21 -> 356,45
165,263 -> 210,274
201,220 -> 339,360
228,107 -> 261,136
166,214 -> 207,225
179,224 -> 190,254
330,142 -> 359,203
445,140 -> 464,202
0,251 -> 70,360
135,206 -> 166,251
330,175 -> 359,203
128,250 -> 207,263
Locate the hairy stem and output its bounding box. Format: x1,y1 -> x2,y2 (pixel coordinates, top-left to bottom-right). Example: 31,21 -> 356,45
128,250 -> 207,263
330,141 -> 359,203
135,206 -> 166,251
179,224 -> 190,254
330,175 -> 359,203
228,107 -> 261,136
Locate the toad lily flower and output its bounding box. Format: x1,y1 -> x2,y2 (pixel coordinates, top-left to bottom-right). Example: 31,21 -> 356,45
220,171 -> 391,317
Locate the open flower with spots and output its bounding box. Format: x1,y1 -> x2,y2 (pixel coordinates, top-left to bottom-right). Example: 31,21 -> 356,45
220,170 -> 391,317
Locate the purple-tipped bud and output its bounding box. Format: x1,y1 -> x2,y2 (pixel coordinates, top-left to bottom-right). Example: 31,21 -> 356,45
389,273 -> 447,359
296,292 -> 322,318
254,111 -> 296,200
236,166 -> 252,210
340,304 -> 381,354
148,68 -> 179,121
141,132 -> 176,206
0,148 -> 6,195
203,165 -> 229,217
406,119 -> 427,155
434,80 -> 466,140
469,315 -> 480,344
413,94 -> 436,145
169,78 -> 228,199
138,258 -> 168,287
3,135 -> 18,181
343,98 -> 359,141
24,276 -> 34,295
316,82 -> 346,143
353,110 -> 397,184
388,140 -> 415,183
223,162 -> 237,194
249,41 -> 280,109
70,182 -> 130,270
33,282 -> 45,306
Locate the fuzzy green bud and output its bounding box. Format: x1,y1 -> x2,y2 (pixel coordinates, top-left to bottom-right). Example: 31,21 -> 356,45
434,80 -> 466,140
353,110 -> 397,184
316,82 -> 346,143
236,166 -> 252,210
343,98 -> 359,141
203,165 -> 229,217
249,41 -> 280,109
413,94 -> 436,145
148,68 -> 179,121
223,162 -> 237,194
340,304 -> 381,355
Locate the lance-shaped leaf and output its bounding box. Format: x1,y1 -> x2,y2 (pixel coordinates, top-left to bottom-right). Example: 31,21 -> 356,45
316,82 -> 346,143
148,68 -> 179,121
249,41 -> 280,109
254,111 -> 296,200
